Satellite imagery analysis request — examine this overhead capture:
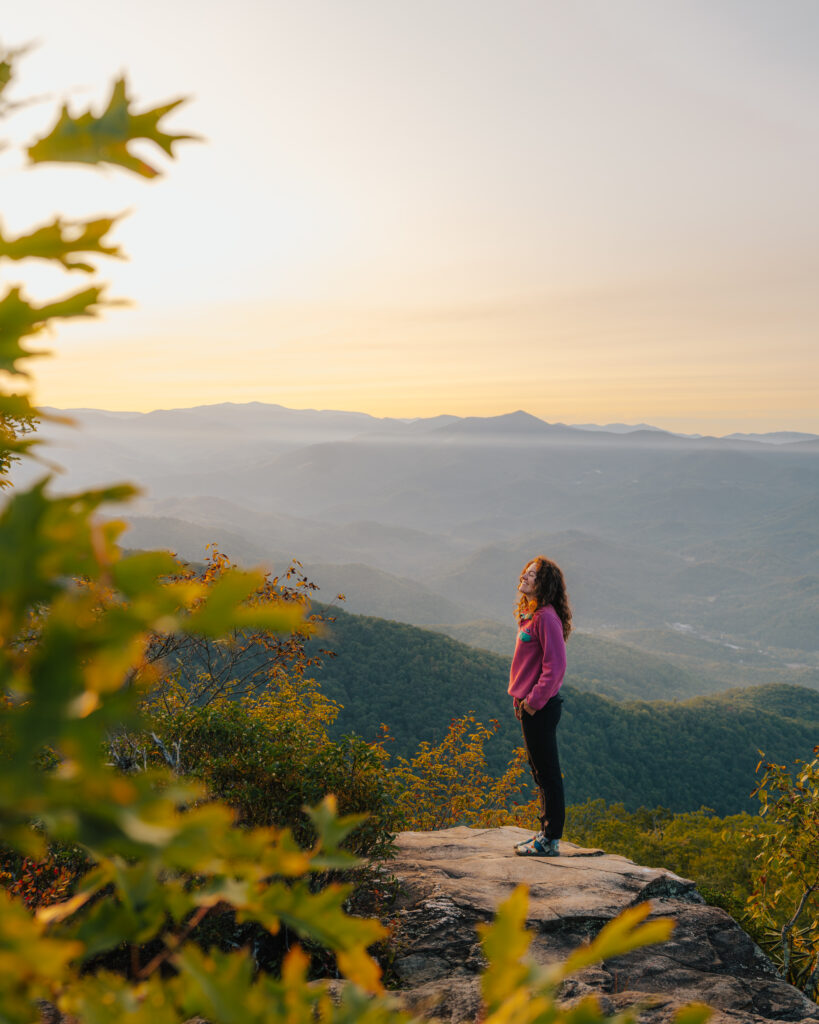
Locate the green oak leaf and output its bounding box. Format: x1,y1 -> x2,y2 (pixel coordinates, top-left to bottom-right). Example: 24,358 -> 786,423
0,285 -> 108,375
0,480 -> 135,627
72,861 -> 192,957
0,215 -> 124,272
306,794 -> 369,869
239,877 -> 386,989
27,77 -> 197,177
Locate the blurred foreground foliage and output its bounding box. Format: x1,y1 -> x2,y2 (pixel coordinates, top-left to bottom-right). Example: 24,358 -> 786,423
0,43 -> 710,1024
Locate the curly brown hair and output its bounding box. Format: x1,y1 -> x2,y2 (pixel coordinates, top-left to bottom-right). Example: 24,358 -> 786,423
515,556 -> 573,641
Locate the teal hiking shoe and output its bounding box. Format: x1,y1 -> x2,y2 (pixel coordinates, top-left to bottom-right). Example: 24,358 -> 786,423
514,833 -> 560,857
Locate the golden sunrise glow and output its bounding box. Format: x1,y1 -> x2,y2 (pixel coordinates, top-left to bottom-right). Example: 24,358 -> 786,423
5,1 -> 819,434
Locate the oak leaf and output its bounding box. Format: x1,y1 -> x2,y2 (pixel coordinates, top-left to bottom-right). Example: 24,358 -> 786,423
0,215 -> 123,272
27,77 -> 197,177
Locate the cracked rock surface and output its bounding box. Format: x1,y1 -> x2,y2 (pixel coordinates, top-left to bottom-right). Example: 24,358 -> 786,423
384,826 -> 819,1024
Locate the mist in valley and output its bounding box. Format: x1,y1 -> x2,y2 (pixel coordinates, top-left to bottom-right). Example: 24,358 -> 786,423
13,401 -> 819,698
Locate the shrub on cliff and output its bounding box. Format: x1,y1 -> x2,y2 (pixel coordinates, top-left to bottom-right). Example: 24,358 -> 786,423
747,748 -> 819,999
103,546 -> 399,858
142,681 -> 397,858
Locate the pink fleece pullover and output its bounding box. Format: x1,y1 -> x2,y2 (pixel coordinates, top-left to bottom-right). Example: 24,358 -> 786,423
507,605 -> 566,710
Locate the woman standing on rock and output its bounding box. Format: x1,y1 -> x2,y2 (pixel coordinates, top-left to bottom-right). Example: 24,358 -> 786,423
509,556 -> 571,857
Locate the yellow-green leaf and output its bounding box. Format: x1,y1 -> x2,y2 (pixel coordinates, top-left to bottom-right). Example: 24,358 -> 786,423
673,1004 -> 713,1024
181,567 -> 303,637
477,885 -> 533,1010
0,285 -> 107,375
112,550 -> 184,597
63,971 -> 180,1024
0,893 -> 83,1021
236,877 -> 386,965
336,945 -> 384,994
0,215 -> 123,272
27,77 -> 196,178
562,903 -> 674,977
306,793 -> 368,863
172,946 -> 261,1024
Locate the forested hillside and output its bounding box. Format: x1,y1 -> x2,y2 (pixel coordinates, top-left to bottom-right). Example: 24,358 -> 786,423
311,605 -> 819,814
564,687 -> 819,814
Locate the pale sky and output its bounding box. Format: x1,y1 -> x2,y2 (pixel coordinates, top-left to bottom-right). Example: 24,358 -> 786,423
2,0 -> 818,433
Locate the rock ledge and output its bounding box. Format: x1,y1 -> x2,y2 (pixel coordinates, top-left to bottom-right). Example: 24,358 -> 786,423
381,826 -> 819,1024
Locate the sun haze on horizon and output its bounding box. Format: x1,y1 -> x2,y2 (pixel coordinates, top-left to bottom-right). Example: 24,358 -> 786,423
3,0 -> 819,436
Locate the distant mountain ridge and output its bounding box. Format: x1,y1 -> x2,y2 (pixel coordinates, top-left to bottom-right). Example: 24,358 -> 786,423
13,401 -> 819,664
40,402 -> 819,445
725,430 -> 819,445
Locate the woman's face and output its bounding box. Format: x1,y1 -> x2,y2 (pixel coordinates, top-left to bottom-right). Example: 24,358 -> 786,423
518,561 -> 539,597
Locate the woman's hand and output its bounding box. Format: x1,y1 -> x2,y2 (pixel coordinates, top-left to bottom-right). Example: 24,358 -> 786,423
522,700 -> 535,716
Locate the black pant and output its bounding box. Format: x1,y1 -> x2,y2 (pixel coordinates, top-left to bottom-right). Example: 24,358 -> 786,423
520,695 -> 565,839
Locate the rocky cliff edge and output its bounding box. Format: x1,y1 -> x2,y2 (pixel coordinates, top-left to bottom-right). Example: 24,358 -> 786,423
380,826 -> 819,1024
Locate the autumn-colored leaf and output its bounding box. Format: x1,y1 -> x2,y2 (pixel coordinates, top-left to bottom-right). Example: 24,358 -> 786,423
477,885 -> 532,1010
561,903 -> 674,978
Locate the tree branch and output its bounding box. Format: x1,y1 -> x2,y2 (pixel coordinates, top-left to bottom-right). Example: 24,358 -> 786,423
135,904 -> 212,980
780,883 -> 817,978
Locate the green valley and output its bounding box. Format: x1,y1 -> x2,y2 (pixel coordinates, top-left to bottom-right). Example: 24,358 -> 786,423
310,605 -> 819,815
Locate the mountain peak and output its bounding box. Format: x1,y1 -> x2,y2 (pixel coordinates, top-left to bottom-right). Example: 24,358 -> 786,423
433,410 -> 555,437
